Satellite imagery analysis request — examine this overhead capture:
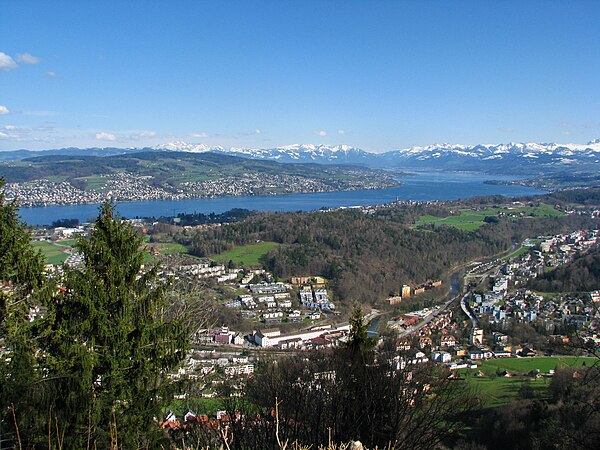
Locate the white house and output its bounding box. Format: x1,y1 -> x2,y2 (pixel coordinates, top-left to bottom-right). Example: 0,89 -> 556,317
254,328 -> 281,347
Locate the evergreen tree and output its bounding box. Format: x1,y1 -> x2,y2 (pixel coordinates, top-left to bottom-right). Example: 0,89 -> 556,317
347,306 -> 376,354
42,201 -> 189,448
0,178 -> 47,448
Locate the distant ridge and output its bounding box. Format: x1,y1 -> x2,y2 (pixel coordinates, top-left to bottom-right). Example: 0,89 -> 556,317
0,147 -> 157,162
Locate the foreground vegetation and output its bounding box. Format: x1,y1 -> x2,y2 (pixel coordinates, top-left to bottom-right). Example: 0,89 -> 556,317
1,180 -> 189,448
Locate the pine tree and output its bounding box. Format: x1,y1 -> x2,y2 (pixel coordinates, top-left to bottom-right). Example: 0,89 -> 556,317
347,306 -> 376,354
0,177 -> 47,448
43,201 -> 189,448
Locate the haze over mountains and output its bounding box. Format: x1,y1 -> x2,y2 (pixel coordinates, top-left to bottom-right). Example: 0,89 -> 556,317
2,139 -> 600,174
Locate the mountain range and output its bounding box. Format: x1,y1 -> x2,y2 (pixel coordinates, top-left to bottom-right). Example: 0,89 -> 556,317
155,140 -> 600,173
3,139 -> 600,174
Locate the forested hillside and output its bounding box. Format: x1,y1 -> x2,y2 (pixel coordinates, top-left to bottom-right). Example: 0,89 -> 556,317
529,247 -> 600,292
183,202 -> 600,305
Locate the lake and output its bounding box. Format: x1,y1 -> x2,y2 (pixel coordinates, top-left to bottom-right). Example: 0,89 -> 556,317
18,172 -> 547,225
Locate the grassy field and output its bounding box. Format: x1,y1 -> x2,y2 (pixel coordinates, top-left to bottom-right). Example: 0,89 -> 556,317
32,240 -> 76,265
213,241 -> 279,267
34,238 -> 185,265
415,204 -> 565,231
463,356 -> 595,407
147,242 -> 188,255
506,246 -> 532,260
477,356 -> 594,374
58,239 -> 78,247
416,213 -> 486,231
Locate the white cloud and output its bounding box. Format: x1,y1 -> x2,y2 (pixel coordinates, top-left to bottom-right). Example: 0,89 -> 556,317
255,128 -> 262,135
497,127 -> 514,133
0,131 -> 9,139
47,71 -> 57,77
317,130 -> 327,136
0,105 -> 10,115
4,125 -> 16,130
338,129 -> 346,135
16,53 -> 41,64
191,132 -> 209,138
0,52 -> 18,71
136,130 -> 156,138
96,132 -> 117,141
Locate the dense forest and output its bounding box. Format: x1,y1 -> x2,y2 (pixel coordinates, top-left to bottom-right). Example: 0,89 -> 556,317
181,200 -> 600,305
545,187 -> 600,205
529,247 -> 600,292
154,208 -> 256,226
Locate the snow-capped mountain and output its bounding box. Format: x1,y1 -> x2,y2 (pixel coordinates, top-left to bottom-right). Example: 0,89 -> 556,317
377,141 -> 600,173
4,139 -> 600,175
155,141 -> 225,153
155,139 -> 600,173
156,143 -> 374,165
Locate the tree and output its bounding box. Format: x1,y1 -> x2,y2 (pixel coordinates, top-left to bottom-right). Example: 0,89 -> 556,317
0,178 -> 47,447
0,177 -> 45,301
347,305 -> 376,353
41,202 -> 190,448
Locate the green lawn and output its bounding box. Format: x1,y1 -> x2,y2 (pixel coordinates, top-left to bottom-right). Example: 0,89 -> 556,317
56,239 -> 78,247
213,241 -> 279,267
415,212 -> 490,231
415,204 -> 565,231
147,242 -> 188,255
478,356 -> 594,374
465,373 -> 550,407
463,356 -> 595,408
32,241 -> 71,265
506,246 -> 532,260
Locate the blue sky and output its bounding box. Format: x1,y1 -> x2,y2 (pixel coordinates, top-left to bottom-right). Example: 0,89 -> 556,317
1,1 -> 599,152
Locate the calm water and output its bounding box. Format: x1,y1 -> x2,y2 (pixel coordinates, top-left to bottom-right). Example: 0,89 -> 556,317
18,172 -> 547,225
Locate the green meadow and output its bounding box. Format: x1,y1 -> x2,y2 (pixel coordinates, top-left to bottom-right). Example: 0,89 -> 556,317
415,204 -> 564,231
147,242 -> 188,255
213,241 -> 279,267
463,356 -> 595,408
32,240 -> 77,265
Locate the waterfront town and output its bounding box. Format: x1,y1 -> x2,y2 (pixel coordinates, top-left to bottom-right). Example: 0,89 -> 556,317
3,170 -> 397,207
